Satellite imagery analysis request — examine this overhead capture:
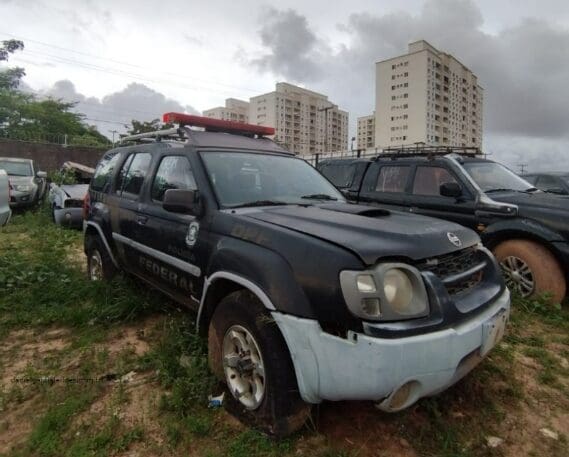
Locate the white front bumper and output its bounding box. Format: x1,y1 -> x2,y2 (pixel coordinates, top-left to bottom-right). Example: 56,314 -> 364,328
272,288 -> 510,409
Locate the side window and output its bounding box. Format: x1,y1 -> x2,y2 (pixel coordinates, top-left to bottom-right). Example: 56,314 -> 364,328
121,153 -> 152,198
151,156 -> 197,202
375,166 -> 410,193
536,175 -> 558,190
412,166 -> 458,196
116,154 -> 134,195
321,163 -> 356,188
91,152 -> 121,193
523,175 -> 537,185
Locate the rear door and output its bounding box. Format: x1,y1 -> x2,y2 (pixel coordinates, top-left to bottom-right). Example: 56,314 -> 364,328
406,163 -> 478,229
131,153 -> 205,307
113,151 -> 154,275
357,162 -> 412,211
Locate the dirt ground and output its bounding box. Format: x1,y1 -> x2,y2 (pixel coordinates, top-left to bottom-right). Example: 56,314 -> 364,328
1,311 -> 567,457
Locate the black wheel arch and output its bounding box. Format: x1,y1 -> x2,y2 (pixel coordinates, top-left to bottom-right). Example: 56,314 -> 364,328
481,220 -> 568,276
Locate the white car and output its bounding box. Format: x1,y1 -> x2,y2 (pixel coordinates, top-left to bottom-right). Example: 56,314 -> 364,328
0,169 -> 11,226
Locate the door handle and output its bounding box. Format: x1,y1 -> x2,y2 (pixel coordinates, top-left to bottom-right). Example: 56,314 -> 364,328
136,216 -> 148,225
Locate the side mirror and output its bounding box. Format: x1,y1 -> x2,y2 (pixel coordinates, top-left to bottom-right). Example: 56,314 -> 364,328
440,182 -> 462,198
163,189 -> 202,216
36,171 -> 47,179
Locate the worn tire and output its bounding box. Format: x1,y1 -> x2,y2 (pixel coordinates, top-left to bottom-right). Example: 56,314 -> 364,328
85,234 -> 117,281
208,290 -> 310,437
493,239 -> 566,304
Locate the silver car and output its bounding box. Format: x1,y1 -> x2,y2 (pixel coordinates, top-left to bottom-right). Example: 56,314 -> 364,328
0,158 -> 47,208
0,169 -> 11,226
48,161 -> 93,228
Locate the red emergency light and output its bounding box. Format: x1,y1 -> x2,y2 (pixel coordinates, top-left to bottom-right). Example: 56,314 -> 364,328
162,112 -> 275,136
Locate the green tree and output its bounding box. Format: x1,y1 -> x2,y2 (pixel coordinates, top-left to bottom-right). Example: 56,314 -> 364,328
126,118 -> 174,135
0,40 -> 110,147
0,40 -> 25,89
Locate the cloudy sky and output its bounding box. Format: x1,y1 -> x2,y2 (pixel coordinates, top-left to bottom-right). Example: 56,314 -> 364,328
1,0 -> 569,171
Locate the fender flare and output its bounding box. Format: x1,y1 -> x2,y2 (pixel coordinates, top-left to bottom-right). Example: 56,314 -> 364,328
481,218 -> 565,248
196,271 -> 276,333
84,221 -> 119,268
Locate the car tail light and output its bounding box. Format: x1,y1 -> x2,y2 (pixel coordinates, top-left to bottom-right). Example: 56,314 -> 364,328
82,192 -> 90,220
162,112 -> 275,136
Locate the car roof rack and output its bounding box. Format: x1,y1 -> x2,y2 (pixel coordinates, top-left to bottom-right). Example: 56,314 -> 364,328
376,145 -> 483,160
120,113 -> 276,145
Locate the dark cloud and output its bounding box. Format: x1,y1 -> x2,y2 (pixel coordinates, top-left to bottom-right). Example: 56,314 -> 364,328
250,8 -> 327,82
248,0 -> 569,171
44,80 -> 199,138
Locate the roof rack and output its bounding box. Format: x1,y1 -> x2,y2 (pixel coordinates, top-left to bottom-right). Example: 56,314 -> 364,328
377,145 -> 483,160
120,113 -> 276,145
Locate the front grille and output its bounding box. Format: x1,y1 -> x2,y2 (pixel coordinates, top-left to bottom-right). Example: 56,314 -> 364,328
420,247 -> 484,296
64,199 -> 83,208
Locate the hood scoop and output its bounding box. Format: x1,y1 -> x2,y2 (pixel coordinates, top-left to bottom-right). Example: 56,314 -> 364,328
318,203 -> 390,218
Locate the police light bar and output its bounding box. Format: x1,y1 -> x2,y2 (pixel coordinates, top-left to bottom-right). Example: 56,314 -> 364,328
162,112 -> 275,136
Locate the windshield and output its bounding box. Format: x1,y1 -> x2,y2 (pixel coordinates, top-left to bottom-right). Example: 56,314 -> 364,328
0,160 -> 32,177
201,152 -> 345,208
462,161 -> 535,193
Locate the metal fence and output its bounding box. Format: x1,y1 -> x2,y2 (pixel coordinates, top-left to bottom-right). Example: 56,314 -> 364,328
0,131 -> 109,148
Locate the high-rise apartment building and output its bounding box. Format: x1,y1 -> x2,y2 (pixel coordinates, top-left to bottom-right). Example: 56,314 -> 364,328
375,40 -> 483,148
249,82 -> 348,155
357,114 -> 375,150
203,98 -> 250,123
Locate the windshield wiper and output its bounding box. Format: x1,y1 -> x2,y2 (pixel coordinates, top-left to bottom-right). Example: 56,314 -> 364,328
486,188 -> 535,194
228,200 -> 290,209
301,194 -> 338,201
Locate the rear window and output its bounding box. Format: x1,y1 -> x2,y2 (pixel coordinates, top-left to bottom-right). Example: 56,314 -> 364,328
91,152 -> 121,192
375,166 -> 410,193
320,163 -> 356,188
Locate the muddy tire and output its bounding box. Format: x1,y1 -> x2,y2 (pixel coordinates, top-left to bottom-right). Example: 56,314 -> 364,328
493,239 -> 566,303
208,290 -> 310,437
85,234 -> 117,281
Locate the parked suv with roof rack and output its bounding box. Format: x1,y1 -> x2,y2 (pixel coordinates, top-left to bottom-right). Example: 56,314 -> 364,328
318,146 -> 569,303
84,116 -> 509,436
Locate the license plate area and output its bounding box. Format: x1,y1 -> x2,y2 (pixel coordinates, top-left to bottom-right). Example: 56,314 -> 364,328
480,310 -> 507,357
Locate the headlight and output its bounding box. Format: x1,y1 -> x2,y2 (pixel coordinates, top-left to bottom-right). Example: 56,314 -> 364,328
340,263 -> 429,321
13,184 -> 31,192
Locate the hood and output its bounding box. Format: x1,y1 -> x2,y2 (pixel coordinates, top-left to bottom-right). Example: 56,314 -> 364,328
242,203 -> 479,265
8,176 -> 35,186
60,184 -> 89,200
490,191 -> 569,213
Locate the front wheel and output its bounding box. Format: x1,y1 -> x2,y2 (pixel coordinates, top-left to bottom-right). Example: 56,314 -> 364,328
208,290 -> 310,437
493,239 -> 566,304
85,235 -> 117,281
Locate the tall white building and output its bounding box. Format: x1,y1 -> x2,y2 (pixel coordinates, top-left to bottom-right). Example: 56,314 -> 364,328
375,40 -> 483,149
357,114 -> 375,150
249,82 -> 349,155
203,98 -> 250,123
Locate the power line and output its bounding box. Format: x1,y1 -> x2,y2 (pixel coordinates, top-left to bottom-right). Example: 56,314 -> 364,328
14,49 -> 247,100
0,31 -> 261,94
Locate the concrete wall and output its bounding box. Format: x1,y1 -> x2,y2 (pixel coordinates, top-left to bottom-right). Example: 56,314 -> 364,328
0,140 -> 107,172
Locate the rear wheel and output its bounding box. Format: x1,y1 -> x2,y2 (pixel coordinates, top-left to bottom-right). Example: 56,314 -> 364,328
208,290 -> 310,437
85,234 -> 117,281
493,239 -> 566,303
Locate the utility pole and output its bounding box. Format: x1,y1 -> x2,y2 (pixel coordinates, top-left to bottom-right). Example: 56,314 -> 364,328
110,130 -> 118,145
518,163 -> 528,175
318,105 -> 333,153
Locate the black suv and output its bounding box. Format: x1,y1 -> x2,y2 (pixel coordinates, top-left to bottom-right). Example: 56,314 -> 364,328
84,116 -> 509,436
523,172 -> 569,196
319,147 -> 569,303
